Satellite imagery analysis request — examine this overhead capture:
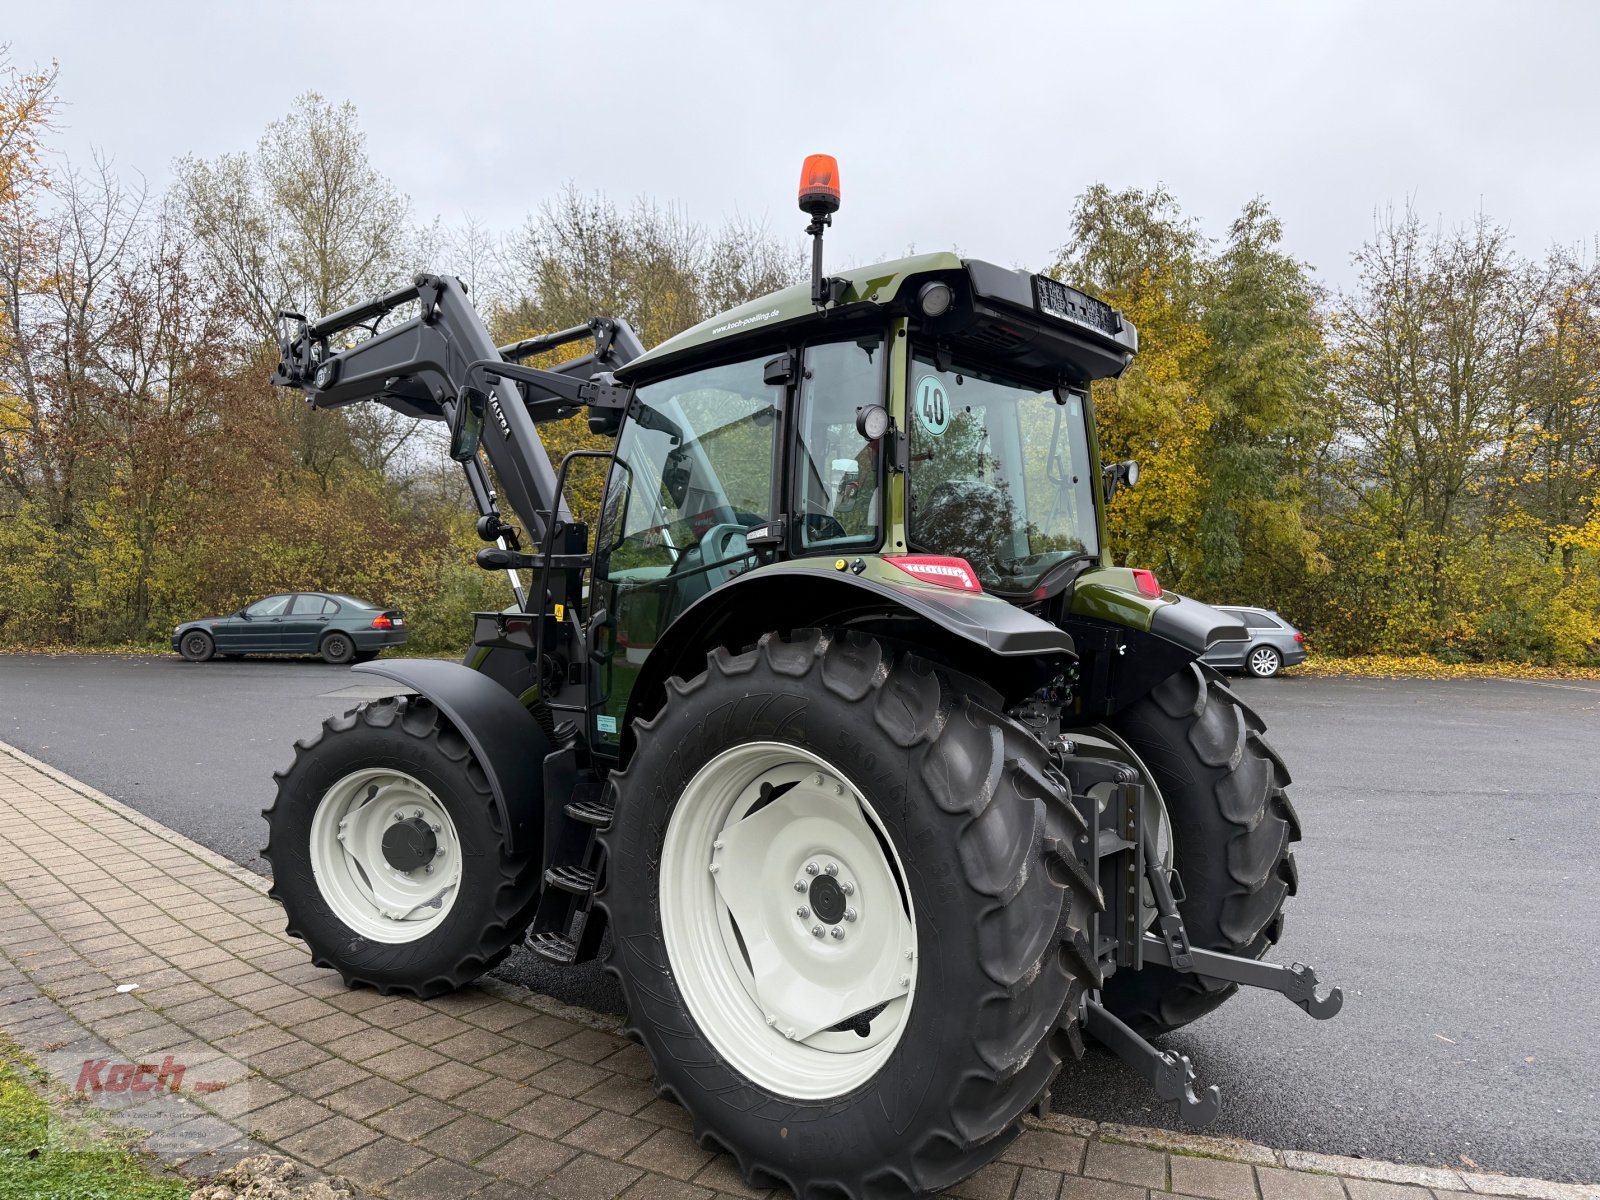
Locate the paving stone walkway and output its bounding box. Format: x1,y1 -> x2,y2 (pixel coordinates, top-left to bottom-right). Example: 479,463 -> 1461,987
1,739 -> 1594,1200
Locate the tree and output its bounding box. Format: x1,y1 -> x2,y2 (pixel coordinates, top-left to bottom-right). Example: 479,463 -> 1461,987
175,92 -> 412,338
175,93 -> 420,483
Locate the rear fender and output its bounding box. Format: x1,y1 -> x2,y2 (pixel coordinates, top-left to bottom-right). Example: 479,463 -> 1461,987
352,659 -> 551,856
1062,567 -> 1246,720
618,556 -> 1076,761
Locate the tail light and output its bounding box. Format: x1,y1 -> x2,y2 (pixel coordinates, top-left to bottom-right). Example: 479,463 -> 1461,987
371,615 -> 393,629
1131,569 -> 1162,598
1294,632 -> 1305,643
885,555 -> 981,592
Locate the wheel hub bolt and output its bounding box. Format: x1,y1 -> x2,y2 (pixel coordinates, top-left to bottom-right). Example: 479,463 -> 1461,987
829,927 -> 845,940
811,925 -> 825,938
843,909 -> 856,922
900,974 -> 911,987
804,862 -> 819,875
796,906 -> 810,919
792,881 -> 806,892
841,881 -> 854,895
824,863 -> 838,876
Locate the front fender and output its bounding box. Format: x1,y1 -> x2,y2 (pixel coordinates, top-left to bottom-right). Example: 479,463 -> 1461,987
353,658 -> 550,856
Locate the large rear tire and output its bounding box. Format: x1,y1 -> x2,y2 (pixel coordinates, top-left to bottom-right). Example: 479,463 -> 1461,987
263,696 -> 541,996
600,630 -> 1098,1200
1101,662 -> 1300,1036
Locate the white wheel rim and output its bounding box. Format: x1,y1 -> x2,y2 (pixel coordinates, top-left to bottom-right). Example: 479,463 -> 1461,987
1251,648 -> 1278,675
660,742 -> 917,1100
309,768 -> 463,942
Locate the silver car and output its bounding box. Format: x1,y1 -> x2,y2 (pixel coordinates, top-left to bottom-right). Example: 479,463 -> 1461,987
1202,606 -> 1306,678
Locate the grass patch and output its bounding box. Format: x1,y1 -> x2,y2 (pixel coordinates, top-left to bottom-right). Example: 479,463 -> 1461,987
0,1034 -> 189,1200
1297,654 -> 1600,682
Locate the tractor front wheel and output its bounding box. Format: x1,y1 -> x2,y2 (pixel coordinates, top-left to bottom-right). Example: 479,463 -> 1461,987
263,696 -> 541,996
1101,662 -> 1301,1036
601,630 -> 1098,1200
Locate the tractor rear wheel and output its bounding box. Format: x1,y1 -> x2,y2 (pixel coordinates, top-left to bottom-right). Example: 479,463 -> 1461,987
1101,662 -> 1300,1036
263,696 -> 542,996
600,630 -> 1098,1200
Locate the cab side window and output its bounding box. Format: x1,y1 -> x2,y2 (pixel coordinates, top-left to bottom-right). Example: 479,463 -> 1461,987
794,336 -> 883,551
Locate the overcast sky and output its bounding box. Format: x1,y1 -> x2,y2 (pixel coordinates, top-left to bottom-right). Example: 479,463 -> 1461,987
9,1 -> 1600,292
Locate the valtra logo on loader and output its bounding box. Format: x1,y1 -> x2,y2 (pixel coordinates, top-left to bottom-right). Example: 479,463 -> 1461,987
265,157 -> 1341,1200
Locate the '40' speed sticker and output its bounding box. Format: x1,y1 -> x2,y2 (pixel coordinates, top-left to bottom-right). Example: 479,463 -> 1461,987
914,374 -> 950,437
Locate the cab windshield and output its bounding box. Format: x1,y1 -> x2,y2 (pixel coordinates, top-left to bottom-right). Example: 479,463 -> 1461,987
907,350 -> 1099,593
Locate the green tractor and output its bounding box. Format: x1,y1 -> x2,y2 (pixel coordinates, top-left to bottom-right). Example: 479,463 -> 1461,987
266,157 -> 1339,1199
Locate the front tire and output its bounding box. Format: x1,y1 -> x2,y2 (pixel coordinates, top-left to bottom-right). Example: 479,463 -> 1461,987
179,631 -> 214,662
1101,663 -> 1300,1036
263,696 -> 541,996
601,630 -> 1098,1200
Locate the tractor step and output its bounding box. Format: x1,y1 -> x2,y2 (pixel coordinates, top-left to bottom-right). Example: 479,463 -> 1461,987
564,796 -> 614,828
544,864 -> 598,895
527,930 -> 580,964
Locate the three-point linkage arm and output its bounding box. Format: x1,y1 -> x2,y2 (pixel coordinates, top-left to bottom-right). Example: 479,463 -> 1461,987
271,273 -> 641,555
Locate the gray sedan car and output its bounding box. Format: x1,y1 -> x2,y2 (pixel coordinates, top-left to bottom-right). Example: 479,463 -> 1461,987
1201,606 -> 1306,677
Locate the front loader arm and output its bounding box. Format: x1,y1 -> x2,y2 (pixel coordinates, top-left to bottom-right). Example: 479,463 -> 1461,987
271,272 -> 639,548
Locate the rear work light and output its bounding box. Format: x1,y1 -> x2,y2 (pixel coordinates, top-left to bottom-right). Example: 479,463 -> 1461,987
1131,569 -> 1162,598
371,615 -> 393,629
885,555 -> 982,592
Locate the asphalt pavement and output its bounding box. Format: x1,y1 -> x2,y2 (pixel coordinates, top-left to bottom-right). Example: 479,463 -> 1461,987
1,652 -> 1596,1181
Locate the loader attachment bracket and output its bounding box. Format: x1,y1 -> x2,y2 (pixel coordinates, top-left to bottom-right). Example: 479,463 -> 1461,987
1084,999 -> 1221,1127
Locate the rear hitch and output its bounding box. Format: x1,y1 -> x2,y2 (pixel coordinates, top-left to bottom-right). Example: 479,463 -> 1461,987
1141,934 -> 1344,1020
1083,999 -> 1221,1127
1140,820 -> 1343,1020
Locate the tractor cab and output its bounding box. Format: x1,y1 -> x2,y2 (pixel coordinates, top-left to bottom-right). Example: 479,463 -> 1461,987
591,198 -> 1145,742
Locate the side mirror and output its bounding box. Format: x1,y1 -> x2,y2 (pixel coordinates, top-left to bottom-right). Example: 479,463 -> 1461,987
237,609 -> 251,620
1102,459 -> 1139,502
450,387 -> 488,463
